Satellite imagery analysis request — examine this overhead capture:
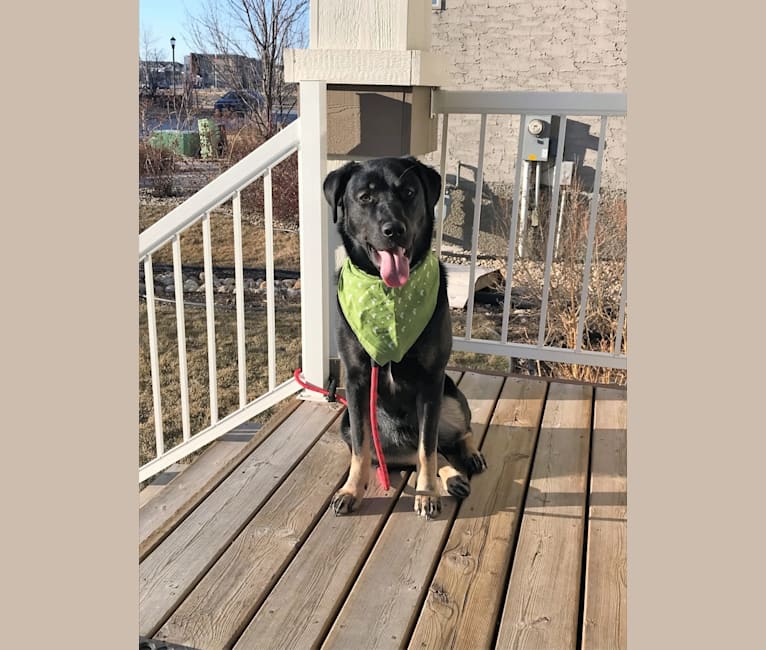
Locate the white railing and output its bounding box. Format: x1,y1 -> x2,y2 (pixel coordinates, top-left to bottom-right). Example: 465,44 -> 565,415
432,90 -> 627,370
139,81 -> 329,483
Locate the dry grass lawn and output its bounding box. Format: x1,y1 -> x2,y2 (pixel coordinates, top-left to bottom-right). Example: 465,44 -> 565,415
139,194 -> 303,468
139,201 -> 301,271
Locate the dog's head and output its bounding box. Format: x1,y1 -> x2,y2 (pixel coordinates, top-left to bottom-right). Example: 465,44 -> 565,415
323,157 -> 442,288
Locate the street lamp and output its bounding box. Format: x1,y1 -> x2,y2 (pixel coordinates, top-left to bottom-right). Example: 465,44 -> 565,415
170,36 -> 176,111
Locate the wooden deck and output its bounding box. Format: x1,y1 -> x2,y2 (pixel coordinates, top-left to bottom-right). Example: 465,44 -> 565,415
139,369 -> 627,650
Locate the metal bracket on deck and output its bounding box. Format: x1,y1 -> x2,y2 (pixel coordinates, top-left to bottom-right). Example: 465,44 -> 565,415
297,359 -> 346,405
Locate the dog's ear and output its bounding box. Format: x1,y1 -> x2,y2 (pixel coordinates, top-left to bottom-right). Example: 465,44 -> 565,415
406,157 -> 442,213
323,161 -> 360,224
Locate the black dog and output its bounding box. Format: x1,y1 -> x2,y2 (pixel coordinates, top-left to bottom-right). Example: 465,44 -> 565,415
323,156 -> 487,519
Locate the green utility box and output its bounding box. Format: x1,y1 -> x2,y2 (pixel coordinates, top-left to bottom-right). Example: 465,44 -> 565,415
149,129 -> 201,158
198,119 -> 223,159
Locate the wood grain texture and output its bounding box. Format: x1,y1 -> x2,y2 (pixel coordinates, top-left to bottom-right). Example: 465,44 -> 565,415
138,400 -> 341,637
408,377 -> 548,650
234,471 -> 408,650
582,387 -> 627,650
154,420 -> 351,650
139,399 -> 299,560
496,382 -> 593,650
321,372 -> 504,650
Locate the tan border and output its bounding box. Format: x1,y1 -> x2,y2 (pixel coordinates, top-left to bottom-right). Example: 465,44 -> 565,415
5,2 -> 137,645
630,3 -> 762,648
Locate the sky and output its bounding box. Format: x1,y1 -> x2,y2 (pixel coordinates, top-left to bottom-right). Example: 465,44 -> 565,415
139,0 -> 310,63
139,0 -> 204,63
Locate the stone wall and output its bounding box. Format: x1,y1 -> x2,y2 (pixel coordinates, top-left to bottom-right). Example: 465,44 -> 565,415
425,0 -> 627,191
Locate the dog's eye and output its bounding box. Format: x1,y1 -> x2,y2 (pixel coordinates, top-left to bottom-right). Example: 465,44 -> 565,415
358,193 -> 372,204
402,187 -> 416,200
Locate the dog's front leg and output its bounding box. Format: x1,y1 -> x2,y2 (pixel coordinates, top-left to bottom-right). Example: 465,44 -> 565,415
332,372 -> 372,515
414,384 -> 443,519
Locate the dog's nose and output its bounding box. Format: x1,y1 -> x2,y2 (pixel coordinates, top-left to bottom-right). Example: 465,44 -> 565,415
382,221 -> 406,238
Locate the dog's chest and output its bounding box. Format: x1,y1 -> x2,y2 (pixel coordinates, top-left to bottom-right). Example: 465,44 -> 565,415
377,363 -> 419,404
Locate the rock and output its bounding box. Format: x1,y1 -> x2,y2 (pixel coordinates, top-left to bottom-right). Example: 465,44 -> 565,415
282,278 -> 295,289
287,289 -> 300,299
184,279 -> 199,292
293,279 -> 301,290
164,285 -> 175,296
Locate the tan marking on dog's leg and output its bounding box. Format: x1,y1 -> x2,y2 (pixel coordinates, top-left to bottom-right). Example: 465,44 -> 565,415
332,432 -> 371,515
414,445 -> 441,519
437,453 -> 462,483
437,453 -> 472,499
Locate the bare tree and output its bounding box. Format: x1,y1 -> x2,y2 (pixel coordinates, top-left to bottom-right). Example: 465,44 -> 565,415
186,0 -> 308,136
140,27 -> 165,98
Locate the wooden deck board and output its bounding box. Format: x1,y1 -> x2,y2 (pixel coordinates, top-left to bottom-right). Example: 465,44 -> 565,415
138,373 -> 627,650
582,387 -> 627,650
139,463 -> 187,509
235,471 -> 409,650
408,376 -> 548,650
139,400 -> 299,560
154,418 -> 351,650
495,382 -> 593,650
138,400 -> 342,637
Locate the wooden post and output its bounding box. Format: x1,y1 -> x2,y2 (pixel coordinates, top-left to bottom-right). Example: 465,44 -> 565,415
289,1 -> 450,385
285,0 -> 448,157
297,81 -> 330,392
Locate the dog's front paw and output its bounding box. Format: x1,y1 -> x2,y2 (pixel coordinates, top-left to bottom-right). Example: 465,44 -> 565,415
445,474 -> 471,499
414,492 -> 442,519
331,488 -> 363,515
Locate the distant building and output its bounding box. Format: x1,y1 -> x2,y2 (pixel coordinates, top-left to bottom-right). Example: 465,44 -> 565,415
139,60 -> 184,91
184,53 -> 263,90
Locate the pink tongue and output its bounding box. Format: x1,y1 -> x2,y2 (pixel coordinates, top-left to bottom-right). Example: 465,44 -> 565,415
378,248 -> 410,288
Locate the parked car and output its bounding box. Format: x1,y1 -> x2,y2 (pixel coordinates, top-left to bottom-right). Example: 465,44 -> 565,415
272,109 -> 298,127
214,90 -> 264,115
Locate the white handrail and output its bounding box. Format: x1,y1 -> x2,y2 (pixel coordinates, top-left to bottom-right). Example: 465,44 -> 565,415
139,118 -> 307,483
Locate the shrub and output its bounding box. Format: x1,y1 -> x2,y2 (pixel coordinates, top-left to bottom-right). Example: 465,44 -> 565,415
219,123 -> 300,228
139,140 -> 178,197
487,173 -> 627,384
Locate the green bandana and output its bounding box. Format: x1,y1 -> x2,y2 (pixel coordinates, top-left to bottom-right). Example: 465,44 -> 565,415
338,251 -> 440,365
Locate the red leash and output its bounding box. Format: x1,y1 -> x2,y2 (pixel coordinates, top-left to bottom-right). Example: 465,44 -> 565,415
293,367 -> 390,490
